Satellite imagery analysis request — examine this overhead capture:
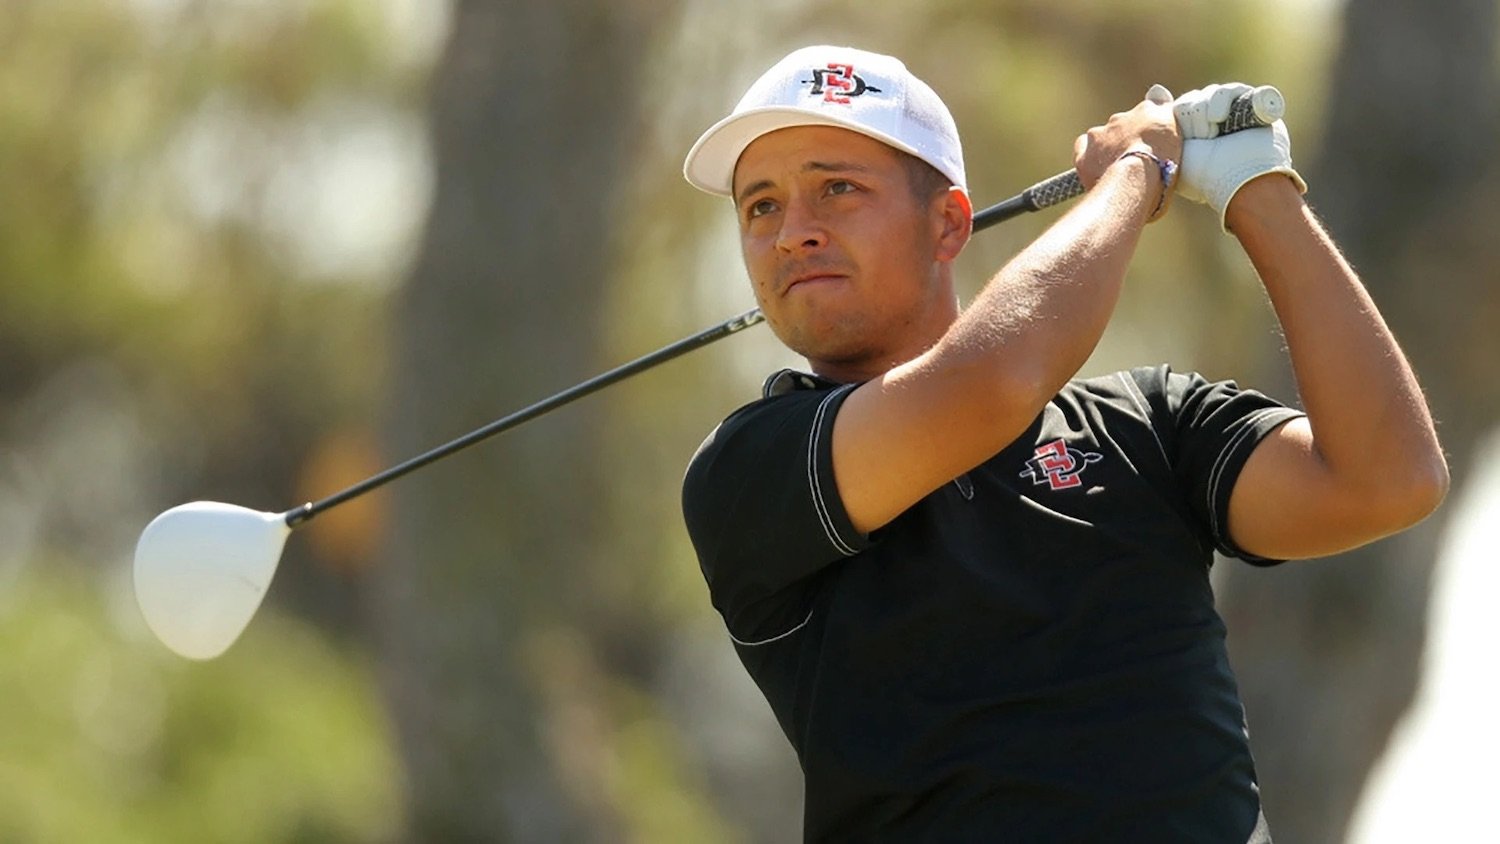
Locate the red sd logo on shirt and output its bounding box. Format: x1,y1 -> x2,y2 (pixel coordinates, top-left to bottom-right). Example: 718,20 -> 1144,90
1020,438 -> 1103,491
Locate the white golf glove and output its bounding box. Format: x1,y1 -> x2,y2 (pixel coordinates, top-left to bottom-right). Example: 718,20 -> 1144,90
1173,83 -> 1307,231
1174,82 -> 1251,139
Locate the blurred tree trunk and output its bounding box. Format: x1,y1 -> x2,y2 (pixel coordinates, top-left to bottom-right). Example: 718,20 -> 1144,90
1218,1 -> 1499,841
369,2 -> 673,839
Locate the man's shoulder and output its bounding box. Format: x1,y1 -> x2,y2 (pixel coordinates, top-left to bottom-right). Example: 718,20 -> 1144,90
701,369 -> 847,440
1059,364 -> 1181,416
684,369 -> 850,484
1068,363 -> 1181,393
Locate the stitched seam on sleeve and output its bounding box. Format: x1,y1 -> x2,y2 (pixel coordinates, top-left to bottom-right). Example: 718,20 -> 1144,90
1117,372 -> 1171,470
808,385 -> 860,556
727,607 -> 814,647
1206,407 -> 1284,539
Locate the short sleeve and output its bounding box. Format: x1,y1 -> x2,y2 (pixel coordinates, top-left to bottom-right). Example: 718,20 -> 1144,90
1132,366 -> 1305,565
682,383 -> 873,642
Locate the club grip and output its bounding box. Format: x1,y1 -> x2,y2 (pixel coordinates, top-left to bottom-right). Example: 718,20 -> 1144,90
1221,85 -> 1284,133
1019,85 -> 1285,213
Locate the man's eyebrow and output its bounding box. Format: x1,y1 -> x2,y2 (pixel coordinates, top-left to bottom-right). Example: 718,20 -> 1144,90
736,178 -> 776,206
803,160 -> 869,175
735,161 -> 874,206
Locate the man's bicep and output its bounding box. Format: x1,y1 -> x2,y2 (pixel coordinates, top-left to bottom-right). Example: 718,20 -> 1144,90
832,361 -> 1041,534
1227,417 -> 1408,560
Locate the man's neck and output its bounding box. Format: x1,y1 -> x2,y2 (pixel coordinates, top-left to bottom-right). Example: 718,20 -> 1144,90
804,277 -> 961,384
807,358 -> 897,384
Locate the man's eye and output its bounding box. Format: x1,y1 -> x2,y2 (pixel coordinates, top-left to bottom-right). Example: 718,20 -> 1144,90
747,199 -> 777,218
827,180 -> 856,196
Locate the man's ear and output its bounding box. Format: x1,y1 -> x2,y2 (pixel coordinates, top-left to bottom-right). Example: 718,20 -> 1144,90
934,186 -> 972,262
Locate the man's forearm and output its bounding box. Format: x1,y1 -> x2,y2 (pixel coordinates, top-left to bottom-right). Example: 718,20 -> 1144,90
1228,176 -> 1448,498
930,155 -> 1157,418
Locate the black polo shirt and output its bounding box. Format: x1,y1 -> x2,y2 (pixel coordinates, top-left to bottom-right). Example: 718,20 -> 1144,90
681,364 -> 1300,842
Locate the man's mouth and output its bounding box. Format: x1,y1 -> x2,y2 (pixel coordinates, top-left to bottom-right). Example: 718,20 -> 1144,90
784,271 -> 848,294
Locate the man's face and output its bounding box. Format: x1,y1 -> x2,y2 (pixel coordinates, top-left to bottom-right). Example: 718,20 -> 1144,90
732,126 -> 957,377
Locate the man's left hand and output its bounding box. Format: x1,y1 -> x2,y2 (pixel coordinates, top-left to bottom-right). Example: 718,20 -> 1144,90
1173,83 -> 1308,231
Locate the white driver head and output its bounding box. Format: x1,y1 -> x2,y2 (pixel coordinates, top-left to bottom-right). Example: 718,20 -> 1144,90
133,501 -> 291,660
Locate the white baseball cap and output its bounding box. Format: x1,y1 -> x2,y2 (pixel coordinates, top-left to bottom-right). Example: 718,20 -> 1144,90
683,46 -> 966,197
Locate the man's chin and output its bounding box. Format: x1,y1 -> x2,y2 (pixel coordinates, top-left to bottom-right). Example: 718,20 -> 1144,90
765,312 -> 875,365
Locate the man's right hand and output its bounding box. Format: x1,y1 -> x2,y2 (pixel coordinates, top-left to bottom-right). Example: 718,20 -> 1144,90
1072,93 -> 1183,191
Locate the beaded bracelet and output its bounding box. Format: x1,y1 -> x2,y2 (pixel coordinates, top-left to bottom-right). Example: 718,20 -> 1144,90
1118,149 -> 1178,222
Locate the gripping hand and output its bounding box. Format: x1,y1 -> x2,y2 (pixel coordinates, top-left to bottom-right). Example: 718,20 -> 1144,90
1174,83 -> 1253,139
1173,83 -> 1307,231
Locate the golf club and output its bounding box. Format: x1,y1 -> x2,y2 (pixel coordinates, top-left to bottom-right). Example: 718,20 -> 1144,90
134,86 -> 1284,660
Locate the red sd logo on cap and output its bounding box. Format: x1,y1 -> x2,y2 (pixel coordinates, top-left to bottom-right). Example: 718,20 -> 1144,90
803,63 -> 883,105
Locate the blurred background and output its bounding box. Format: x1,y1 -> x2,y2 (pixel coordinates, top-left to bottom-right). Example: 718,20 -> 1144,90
2,0 -> 1495,841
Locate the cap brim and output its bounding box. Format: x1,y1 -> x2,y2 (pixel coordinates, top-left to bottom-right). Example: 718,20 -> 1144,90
683,106 -> 929,197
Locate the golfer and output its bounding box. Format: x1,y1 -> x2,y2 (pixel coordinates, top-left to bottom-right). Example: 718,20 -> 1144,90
680,46 -> 1446,841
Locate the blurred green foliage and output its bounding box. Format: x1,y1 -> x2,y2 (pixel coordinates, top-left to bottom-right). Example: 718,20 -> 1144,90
0,0 -> 419,839
0,563 -> 399,843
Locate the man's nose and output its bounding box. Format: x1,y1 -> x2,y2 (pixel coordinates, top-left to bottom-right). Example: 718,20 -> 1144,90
775,200 -> 828,253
